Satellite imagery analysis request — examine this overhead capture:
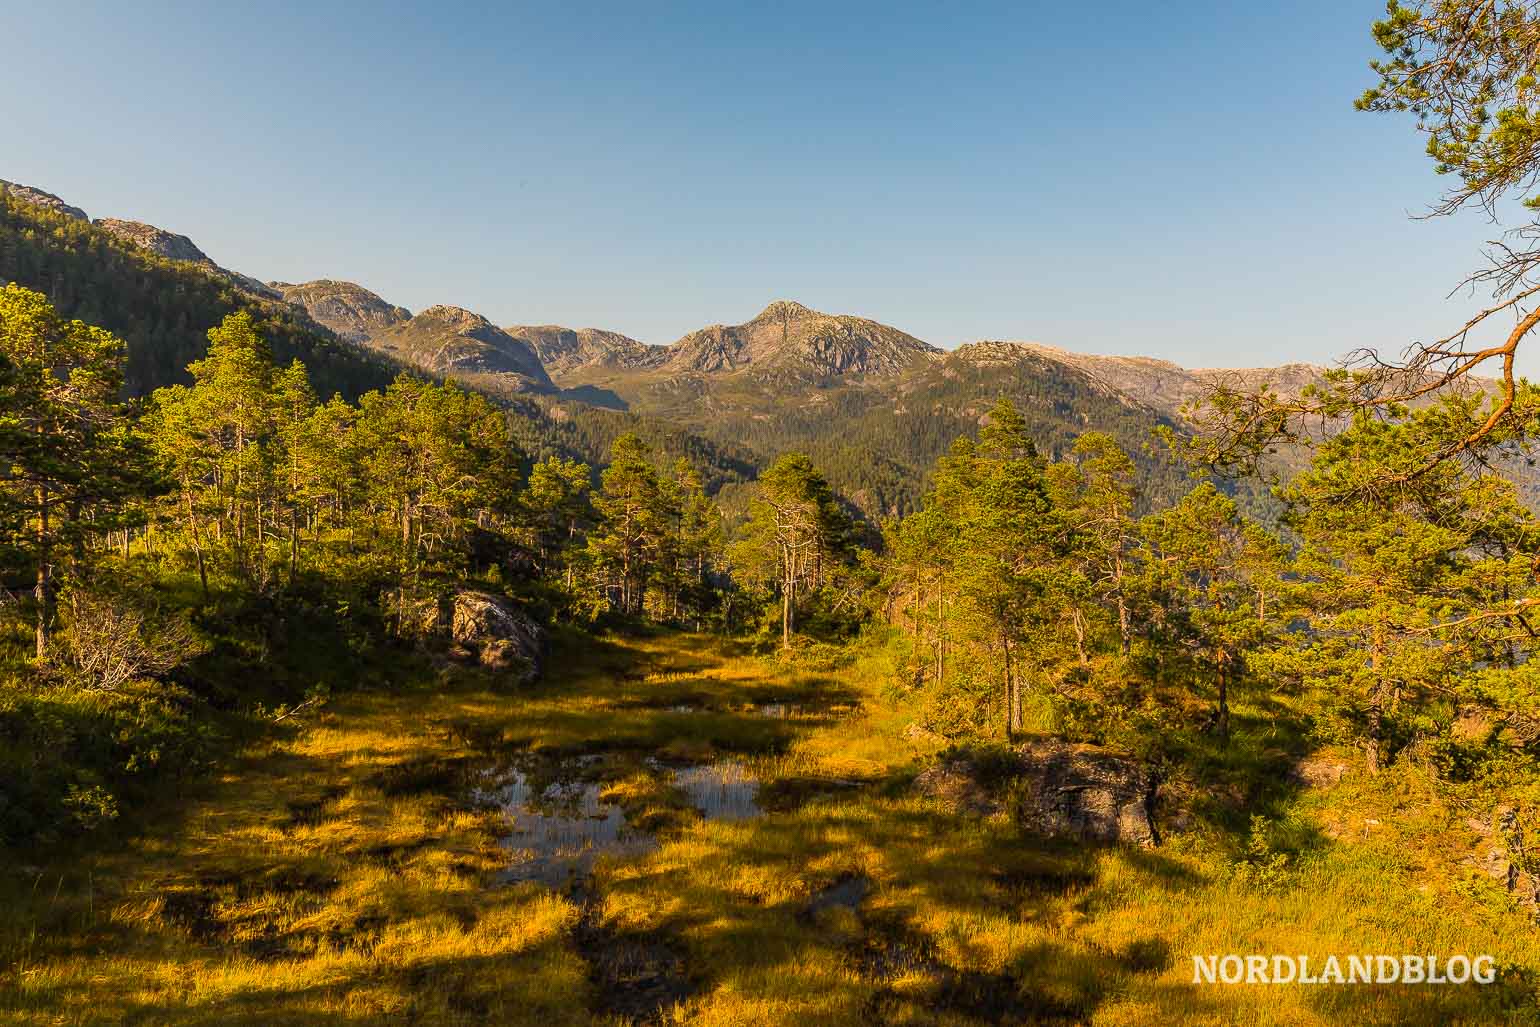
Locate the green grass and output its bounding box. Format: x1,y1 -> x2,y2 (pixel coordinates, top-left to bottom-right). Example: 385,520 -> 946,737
1,630 -> 1537,1024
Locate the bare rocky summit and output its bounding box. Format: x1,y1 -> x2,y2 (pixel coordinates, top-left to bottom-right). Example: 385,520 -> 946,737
88,217 -> 280,299
370,305 -> 554,392
275,280 -> 411,345
507,324 -> 666,375
664,300 -> 940,378
0,183 -> 278,300
0,180 -> 88,220
953,341 -> 1326,421
93,218 -> 212,264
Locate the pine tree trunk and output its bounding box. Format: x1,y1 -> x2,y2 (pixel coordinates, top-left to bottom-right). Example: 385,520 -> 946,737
289,506 -> 299,585
1367,630 -> 1385,773
1215,653 -> 1230,745
1004,635 -> 1019,739
34,487 -> 50,662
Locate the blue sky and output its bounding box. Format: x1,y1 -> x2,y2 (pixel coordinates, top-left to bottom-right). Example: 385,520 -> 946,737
3,1 -> 1526,371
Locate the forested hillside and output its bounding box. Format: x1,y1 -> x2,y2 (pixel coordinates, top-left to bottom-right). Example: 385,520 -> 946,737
0,191 -> 396,401
554,336 -> 1233,516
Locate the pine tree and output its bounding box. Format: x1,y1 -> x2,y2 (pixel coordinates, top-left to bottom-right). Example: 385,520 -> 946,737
521,456 -> 593,589
0,284 -> 158,659
586,433 -> 672,617
1141,483 -> 1282,743
737,452 -> 851,648
1047,432 -> 1143,658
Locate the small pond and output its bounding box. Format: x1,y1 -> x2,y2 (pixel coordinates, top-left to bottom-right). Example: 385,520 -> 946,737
485,755 -> 762,885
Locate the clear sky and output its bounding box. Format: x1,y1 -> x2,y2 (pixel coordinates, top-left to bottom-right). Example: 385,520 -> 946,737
3,1 -> 1527,371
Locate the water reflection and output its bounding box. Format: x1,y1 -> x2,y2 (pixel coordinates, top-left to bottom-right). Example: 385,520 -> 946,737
484,767 -> 655,886
671,760 -> 761,821
485,754 -> 764,885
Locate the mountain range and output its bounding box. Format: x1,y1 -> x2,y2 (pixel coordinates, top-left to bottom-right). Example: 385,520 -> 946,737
0,178 -> 1359,517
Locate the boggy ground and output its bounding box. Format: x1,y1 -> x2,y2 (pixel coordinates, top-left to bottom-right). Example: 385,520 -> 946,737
2,630 -> 1538,1025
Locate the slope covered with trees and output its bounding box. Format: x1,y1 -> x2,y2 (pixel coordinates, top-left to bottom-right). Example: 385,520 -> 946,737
0,190 -> 397,401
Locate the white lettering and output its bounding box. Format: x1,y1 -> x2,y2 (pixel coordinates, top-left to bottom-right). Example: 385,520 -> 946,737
1246,955 -> 1268,983
1447,956 -> 1470,984
1474,956 -> 1496,985
1348,955 -> 1372,983
1193,956 -> 1217,984
1220,955 -> 1243,984
1376,955 -> 1401,983
1320,955 -> 1343,984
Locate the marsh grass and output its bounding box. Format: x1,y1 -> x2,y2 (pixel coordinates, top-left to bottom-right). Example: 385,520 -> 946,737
2,630 -> 1537,1024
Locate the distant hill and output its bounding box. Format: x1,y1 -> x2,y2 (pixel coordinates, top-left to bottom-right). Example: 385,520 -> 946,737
0,185 -> 395,402
661,299 -> 939,378
14,174 -> 1518,520
369,305 -> 554,393
274,279 -> 411,345
0,180 -> 87,221
0,181 -> 757,500
540,310 -> 1209,517
507,324 -> 664,376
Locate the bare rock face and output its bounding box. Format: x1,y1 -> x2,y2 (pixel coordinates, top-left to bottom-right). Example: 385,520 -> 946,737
507,324 -> 665,376
274,280 -> 411,345
370,305 -> 555,392
913,758 -> 1005,817
0,180 -> 88,220
94,218 -> 211,263
664,299 -> 940,378
92,217 -> 280,299
1291,757 -> 1350,789
917,740 -> 1157,846
450,591 -> 544,683
1014,739 -> 1158,846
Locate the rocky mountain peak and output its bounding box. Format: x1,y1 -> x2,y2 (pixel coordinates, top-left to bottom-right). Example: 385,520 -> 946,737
418,305 -> 496,332
661,301 -> 938,378
0,180 -> 88,221
272,280 -> 411,345
93,218 -> 211,264
505,324 -> 666,375
754,299 -> 817,321
369,304 -> 554,393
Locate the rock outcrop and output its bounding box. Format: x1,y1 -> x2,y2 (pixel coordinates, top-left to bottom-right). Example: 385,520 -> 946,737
507,324 -> 666,375
917,739 -> 1157,846
369,305 -> 554,392
1291,756 -> 1350,789
0,180 -> 88,220
663,300 -> 939,378
274,279 -> 411,344
1470,806 -> 1540,912
94,218 -> 211,263
91,217 -> 280,299
450,591 -> 545,683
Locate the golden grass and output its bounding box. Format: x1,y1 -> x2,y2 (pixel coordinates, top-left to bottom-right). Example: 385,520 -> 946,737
1,631 -> 1536,1025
